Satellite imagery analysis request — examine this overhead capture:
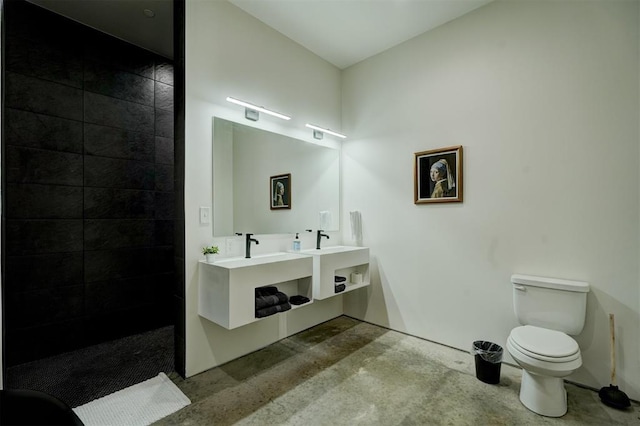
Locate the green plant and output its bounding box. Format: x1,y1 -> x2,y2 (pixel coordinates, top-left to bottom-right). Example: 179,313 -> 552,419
202,245 -> 219,255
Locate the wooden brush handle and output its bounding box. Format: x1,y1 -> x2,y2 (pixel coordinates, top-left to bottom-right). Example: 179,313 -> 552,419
609,313 -> 616,385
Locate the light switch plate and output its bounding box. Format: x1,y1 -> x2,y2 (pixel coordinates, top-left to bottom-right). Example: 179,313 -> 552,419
200,206 -> 210,224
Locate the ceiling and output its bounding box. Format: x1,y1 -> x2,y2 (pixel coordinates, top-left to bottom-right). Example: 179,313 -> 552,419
229,0 -> 492,69
27,0 -> 492,68
27,0 -> 174,59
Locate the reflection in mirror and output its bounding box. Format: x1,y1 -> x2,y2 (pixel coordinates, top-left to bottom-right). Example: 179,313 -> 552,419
213,117 -> 340,237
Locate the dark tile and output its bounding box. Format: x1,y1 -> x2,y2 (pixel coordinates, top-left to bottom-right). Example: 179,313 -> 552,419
6,184 -> 83,219
84,32 -> 155,79
84,123 -> 154,162
5,252 -> 84,293
84,188 -> 155,219
84,92 -> 154,134
4,108 -> 83,153
85,276 -> 158,315
5,72 -> 83,121
155,164 -> 174,192
175,186 -> 185,220
5,220 -> 83,255
155,136 -> 174,165
5,320 -> 85,366
151,247 -> 174,274
84,61 -> 154,106
174,296 -> 185,343
155,192 -> 176,219
155,109 -> 174,138
5,146 -> 83,186
85,305 -> 169,346
84,247 -> 154,282
6,35 -> 83,88
6,285 -> 84,329
174,136 -> 185,188
155,220 -> 175,247
155,82 -> 174,111
155,62 -> 174,85
84,156 -> 155,190
84,219 -> 155,250
173,256 -> 185,298
174,219 -> 185,260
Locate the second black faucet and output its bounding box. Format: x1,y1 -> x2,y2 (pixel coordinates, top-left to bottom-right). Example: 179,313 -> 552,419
316,230 -> 329,250
245,233 -> 259,258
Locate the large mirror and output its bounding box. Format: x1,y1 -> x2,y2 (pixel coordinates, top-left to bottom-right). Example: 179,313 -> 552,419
213,117 -> 340,237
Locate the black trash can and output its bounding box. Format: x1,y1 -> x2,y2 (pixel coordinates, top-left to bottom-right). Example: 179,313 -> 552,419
472,341 -> 503,384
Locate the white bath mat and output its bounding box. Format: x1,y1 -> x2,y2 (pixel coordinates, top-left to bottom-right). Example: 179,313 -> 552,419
73,372 -> 190,426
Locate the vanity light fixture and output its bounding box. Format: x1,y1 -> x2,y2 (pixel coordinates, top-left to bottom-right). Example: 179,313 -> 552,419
226,97 -> 291,121
305,124 -> 347,140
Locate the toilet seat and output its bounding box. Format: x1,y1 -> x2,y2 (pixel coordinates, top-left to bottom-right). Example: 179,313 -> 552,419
509,326 -> 580,363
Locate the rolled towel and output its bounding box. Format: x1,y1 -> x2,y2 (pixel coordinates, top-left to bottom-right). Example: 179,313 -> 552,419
256,291 -> 289,309
335,283 -> 346,293
255,302 -> 292,318
290,295 -> 311,305
334,276 -> 346,283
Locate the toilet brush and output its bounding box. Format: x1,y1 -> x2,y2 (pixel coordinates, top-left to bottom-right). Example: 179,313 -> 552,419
598,313 -> 631,409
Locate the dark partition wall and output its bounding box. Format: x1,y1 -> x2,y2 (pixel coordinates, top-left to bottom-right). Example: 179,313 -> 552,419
2,0 -> 176,367
173,0 -> 186,377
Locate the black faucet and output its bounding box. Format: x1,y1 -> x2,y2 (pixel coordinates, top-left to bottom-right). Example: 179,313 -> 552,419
316,230 -> 329,249
245,233 -> 259,258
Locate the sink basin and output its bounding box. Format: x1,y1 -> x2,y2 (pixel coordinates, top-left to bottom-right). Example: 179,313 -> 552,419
199,252 -> 312,329
213,252 -> 309,269
299,246 -> 370,300
300,245 -> 366,255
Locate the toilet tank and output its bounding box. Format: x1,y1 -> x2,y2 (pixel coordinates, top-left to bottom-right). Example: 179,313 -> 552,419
512,274 -> 589,335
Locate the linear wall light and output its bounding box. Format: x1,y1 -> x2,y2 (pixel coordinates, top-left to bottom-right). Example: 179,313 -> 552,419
226,97 -> 291,121
305,123 -> 347,140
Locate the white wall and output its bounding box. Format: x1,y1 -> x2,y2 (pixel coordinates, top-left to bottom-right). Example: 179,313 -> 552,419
342,0 -> 640,400
185,0 -> 343,376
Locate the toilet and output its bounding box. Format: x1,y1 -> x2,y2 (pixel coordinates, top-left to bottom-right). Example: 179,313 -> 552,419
506,274 -> 589,417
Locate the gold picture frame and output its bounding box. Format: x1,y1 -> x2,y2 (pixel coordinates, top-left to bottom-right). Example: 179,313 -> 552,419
414,145 -> 463,204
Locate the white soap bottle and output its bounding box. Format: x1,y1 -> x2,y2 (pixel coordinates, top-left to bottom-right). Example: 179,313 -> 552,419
292,233 -> 301,251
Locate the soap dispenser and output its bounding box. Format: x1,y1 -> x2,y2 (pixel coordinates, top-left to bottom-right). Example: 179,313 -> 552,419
292,233 -> 301,251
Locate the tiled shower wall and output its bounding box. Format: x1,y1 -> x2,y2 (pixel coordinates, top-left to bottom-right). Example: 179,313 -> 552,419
2,1 -> 176,366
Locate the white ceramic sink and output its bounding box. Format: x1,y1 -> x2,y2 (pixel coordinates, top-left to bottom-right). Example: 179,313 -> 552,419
300,245 -> 366,255
213,252 -> 308,269
299,246 -> 370,300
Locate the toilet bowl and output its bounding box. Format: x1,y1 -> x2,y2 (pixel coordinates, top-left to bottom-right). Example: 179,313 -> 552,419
508,274 -> 589,418
507,325 -> 582,417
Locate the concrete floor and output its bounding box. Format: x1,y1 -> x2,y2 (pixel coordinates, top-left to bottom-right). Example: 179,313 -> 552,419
158,316 -> 639,425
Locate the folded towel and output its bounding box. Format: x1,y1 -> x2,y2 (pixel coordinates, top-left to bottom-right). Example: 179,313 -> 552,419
335,283 -> 346,293
334,276 -> 346,283
255,302 -> 292,318
255,292 -> 289,309
290,295 -> 311,305
255,286 -> 278,297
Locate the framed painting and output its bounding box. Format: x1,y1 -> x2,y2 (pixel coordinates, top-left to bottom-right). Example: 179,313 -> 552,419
270,173 -> 291,210
414,145 -> 463,204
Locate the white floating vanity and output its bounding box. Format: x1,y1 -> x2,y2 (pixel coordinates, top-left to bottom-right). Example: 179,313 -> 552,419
299,246 -> 370,300
198,252 -> 313,329
198,246 -> 370,329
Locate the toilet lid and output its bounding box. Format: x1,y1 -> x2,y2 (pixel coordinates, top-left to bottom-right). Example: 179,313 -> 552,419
510,325 -> 579,358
